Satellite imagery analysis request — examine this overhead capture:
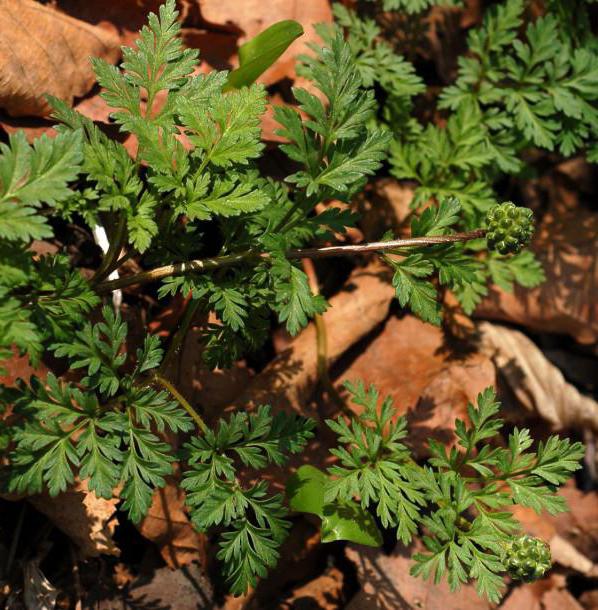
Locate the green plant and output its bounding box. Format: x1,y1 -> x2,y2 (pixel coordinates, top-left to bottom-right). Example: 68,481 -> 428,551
289,383 -> 584,602
0,0 -> 586,601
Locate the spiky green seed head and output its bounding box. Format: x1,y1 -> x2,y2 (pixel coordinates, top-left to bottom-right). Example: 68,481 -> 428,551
503,535 -> 551,582
485,202 -> 534,255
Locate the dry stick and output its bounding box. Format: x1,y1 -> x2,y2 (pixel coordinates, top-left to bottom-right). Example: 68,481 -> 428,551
96,230 -> 486,294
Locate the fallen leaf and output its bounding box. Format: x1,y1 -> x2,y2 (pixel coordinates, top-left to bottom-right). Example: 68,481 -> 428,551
334,315 -> 496,455
138,478 -> 207,569
93,563 -> 213,610
476,209 -> 598,344
279,567 -> 344,610
181,28 -> 238,71
28,480 -> 119,558
0,349 -> 47,387
478,322 -> 598,432
197,0 -> 332,84
55,0 -> 163,48
498,579 -> 546,610
346,542 -> 490,610
23,559 -> 57,610
542,588 -> 586,610
578,589 -> 598,609
168,324 -> 253,420
232,262 -> 395,414
358,179 -> 414,241
0,0 -> 120,117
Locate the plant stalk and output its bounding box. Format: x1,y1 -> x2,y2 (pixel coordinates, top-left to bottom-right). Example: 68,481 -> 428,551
154,373 -> 208,434
91,215 -> 127,284
96,229 -> 486,294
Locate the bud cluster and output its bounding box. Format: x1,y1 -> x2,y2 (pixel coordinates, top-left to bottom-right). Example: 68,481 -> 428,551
503,535 -> 552,582
486,202 -> 534,255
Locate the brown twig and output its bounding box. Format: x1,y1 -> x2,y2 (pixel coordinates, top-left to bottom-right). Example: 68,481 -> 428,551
96,230 -> 486,294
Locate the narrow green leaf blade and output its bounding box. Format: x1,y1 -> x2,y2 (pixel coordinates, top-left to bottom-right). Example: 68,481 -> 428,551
224,20 -> 304,91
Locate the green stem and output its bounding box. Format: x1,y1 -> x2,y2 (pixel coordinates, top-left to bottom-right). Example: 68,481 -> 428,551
154,373 -> 208,434
96,230 -> 486,294
159,298 -> 202,376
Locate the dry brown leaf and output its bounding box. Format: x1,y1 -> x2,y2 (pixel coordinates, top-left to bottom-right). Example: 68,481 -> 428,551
358,179 -> 414,241
197,0 -> 332,84
167,324 -> 253,419
579,589 -> 598,609
28,480 -> 118,557
498,576 -> 564,610
56,0 -> 163,48
476,209 -> 598,344
542,588 -> 586,610
0,0 -> 120,117
478,322 -> 598,432
23,559 -> 57,610
346,543 -> 490,610
511,486 -> 598,575
138,478 -> 207,569
278,567 -> 344,610
94,563 -> 213,610
232,262 -> 395,414
335,315 -> 495,455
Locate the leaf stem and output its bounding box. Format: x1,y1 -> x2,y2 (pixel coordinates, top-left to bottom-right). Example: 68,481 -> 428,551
154,373 -> 208,434
302,258 -> 347,413
96,230 -> 486,293
91,216 -> 127,285
159,297 -> 202,375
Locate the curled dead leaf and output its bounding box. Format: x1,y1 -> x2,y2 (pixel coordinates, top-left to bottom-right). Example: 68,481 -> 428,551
233,262 -> 395,414
335,315 -> 496,456
28,480 -> 119,558
0,0 -> 120,117
478,321 -> 598,432
476,210 -> 598,344
23,559 -> 57,610
138,478 -> 207,569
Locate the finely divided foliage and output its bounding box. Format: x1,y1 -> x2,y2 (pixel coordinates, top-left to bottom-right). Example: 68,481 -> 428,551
327,383 -> 584,602
0,0 -> 588,600
182,407 -> 314,593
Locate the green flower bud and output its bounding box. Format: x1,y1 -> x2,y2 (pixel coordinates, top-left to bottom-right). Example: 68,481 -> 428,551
485,202 -> 534,255
503,535 -> 551,582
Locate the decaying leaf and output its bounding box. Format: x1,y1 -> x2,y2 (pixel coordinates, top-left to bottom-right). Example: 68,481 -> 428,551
28,480 -> 119,557
279,567 -> 344,610
476,210 -> 598,344
346,543 -> 490,610
0,0 -> 120,117
91,563 -> 214,610
478,322 -> 598,432
138,478 -> 207,569
23,560 -> 57,610
502,575 -> 587,610
335,315 -> 496,455
233,262 -> 395,414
